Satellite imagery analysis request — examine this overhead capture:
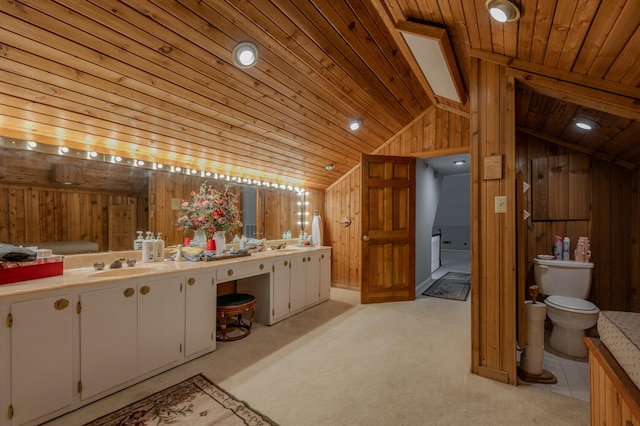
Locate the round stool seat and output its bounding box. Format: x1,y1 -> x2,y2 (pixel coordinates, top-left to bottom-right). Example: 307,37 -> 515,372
218,293 -> 255,307
216,293 -> 256,342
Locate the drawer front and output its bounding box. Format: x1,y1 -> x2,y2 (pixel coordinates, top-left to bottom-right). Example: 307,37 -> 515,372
216,259 -> 271,281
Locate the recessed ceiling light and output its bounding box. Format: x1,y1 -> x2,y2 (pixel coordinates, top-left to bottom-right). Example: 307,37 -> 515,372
572,118 -> 600,130
232,42 -> 258,68
348,119 -> 362,131
485,0 -> 521,23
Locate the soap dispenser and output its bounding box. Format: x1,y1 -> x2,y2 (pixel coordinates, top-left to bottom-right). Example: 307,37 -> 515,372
134,231 -> 144,250
155,232 -> 164,262
142,237 -> 155,263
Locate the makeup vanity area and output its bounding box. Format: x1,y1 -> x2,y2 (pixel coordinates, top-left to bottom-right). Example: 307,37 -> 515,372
0,245 -> 331,426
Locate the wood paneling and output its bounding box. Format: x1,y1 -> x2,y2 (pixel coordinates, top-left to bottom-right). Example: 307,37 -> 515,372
518,132 -> 640,312
2,1 -> 636,192
470,59 -> 517,384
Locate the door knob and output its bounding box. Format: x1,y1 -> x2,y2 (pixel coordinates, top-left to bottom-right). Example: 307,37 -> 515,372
362,235 -> 370,242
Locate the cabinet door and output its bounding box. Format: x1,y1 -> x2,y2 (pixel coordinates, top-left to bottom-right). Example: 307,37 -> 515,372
289,254 -> 307,313
305,253 -> 321,306
11,295 -> 74,425
272,257 -> 291,322
80,285 -> 137,399
185,271 -> 216,357
320,249 -> 331,301
138,276 -> 185,375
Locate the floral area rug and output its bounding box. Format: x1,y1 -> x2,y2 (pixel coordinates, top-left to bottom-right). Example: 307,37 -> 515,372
422,272 -> 471,301
84,374 -> 278,426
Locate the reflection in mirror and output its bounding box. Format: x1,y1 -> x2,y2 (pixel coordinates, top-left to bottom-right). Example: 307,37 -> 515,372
0,141 -> 324,254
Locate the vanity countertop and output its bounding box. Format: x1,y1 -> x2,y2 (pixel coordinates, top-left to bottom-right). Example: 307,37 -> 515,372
0,245 -> 329,298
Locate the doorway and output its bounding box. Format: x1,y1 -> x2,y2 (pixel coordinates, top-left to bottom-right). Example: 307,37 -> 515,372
415,153 -> 470,294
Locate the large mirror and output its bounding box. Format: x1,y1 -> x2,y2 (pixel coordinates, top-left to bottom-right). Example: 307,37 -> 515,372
0,139 -> 324,254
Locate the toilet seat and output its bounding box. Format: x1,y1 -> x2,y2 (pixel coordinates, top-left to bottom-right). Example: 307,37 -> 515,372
545,295 -> 599,314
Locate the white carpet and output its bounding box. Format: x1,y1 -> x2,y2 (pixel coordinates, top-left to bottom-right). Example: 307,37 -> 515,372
46,288 -> 589,426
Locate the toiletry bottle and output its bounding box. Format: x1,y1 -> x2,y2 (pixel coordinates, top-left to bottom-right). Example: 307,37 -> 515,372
562,236 -> 570,260
155,232 -> 164,262
134,230 -> 144,250
240,235 -> 247,250
142,239 -> 155,263
553,235 -> 562,259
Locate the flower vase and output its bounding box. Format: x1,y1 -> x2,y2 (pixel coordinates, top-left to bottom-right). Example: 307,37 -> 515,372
192,229 -> 207,248
213,230 -> 226,256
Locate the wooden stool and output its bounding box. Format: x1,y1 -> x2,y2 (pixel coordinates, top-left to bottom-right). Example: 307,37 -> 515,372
216,293 -> 256,342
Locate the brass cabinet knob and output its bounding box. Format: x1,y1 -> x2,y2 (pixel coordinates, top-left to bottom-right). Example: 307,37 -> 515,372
307,256 -> 311,262
187,277 -> 196,286
54,299 -> 69,310
284,260 -> 288,267
140,285 -> 150,295
227,269 -> 234,277
362,235 -> 370,241
124,288 -> 135,297
259,263 -> 264,270
321,254 -> 325,259
302,257 -> 306,263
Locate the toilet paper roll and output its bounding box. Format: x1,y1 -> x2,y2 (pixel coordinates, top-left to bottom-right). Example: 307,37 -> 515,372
527,328 -> 545,347
522,345 -> 545,375
525,301 -> 547,321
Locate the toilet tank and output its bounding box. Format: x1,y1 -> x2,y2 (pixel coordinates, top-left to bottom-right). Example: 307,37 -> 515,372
533,258 -> 594,299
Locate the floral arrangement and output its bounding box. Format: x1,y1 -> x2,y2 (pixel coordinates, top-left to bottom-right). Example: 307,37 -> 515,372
177,183 -> 242,237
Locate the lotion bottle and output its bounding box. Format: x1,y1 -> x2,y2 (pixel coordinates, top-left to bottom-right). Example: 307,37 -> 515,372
155,232 -> 164,262
562,236 -> 571,260
134,231 -> 144,250
142,239 -> 155,263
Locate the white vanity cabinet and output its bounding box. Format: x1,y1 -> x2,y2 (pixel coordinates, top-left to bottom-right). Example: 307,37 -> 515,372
320,249 -> 331,301
289,253 -> 309,314
184,271 -> 216,356
8,294 -> 74,426
272,257 -> 291,323
137,276 -> 185,375
79,275 -> 185,399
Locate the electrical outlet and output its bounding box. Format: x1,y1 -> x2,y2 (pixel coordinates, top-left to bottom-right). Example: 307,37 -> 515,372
495,196 -> 507,213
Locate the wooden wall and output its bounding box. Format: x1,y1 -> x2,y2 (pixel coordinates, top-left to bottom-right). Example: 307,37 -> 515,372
517,133 -> 640,312
324,106 -> 471,290
0,148 -> 148,251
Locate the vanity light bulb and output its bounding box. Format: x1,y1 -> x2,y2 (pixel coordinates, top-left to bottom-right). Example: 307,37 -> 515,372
59,146 -> 69,154
175,166 -> 182,172
89,151 -> 98,158
205,171 -> 211,177
114,156 -> 122,162
27,141 -> 37,148
157,163 -> 164,169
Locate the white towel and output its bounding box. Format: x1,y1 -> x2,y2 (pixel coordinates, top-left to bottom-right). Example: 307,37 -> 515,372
312,214 -> 323,247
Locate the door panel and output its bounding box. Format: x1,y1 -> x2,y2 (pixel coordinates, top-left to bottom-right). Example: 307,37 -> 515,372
361,154 -> 415,304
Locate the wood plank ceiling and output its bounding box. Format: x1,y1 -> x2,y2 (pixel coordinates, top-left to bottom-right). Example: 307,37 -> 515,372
0,0 -> 639,190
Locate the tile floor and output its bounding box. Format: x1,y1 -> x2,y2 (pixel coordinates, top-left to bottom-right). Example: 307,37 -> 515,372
427,249 -> 590,403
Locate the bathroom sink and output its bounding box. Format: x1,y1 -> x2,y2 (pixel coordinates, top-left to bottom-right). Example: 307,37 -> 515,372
89,267 -> 162,278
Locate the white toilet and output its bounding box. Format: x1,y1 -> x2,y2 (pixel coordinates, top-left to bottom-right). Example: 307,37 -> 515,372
533,258 -> 599,358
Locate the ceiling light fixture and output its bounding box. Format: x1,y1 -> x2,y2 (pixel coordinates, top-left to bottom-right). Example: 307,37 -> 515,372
453,160 -> 466,165
572,118 -> 600,130
324,164 -> 335,171
232,41 -> 259,68
485,0 -> 521,23
348,119 -> 361,131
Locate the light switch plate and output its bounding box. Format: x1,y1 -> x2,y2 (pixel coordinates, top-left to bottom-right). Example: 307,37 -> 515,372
495,196 -> 507,213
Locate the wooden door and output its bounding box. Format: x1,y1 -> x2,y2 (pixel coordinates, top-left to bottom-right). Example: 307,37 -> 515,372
108,204 -> 136,251
361,154 -> 416,304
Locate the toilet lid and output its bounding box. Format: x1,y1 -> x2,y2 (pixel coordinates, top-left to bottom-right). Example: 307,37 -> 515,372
545,295 -> 599,313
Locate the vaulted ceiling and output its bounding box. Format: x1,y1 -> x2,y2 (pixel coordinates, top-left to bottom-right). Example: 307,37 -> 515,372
0,0 -> 638,190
